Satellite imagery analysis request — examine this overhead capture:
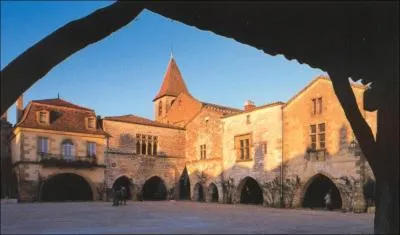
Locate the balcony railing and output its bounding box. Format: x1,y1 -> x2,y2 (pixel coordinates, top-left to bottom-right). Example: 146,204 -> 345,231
38,152 -> 99,168
306,148 -> 326,161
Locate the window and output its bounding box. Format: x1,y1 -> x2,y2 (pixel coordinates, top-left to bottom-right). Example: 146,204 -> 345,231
87,117 -> 96,129
136,134 -> 158,156
246,115 -> 251,124
310,125 -> 317,150
312,98 -> 316,115
62,139 -> 74,160
312,97 -> 323,115
235,134 -> 252,161
318,97 -> 323,114
37,137 -> 48,153
261,142 -> 267,155
87,142 -> 96,157
200,145 -> 206,160
39,112 -> 47,123
310,123 -> 326,150
147,136 -> 153,155
136,134 -> 141,154
158,101 -> 163,116
141,135 -> 147,155
318,123 -> 326,149
153,136 -> 158,156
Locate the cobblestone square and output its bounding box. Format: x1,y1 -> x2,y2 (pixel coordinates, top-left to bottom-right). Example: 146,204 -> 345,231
1,201 -> 373,234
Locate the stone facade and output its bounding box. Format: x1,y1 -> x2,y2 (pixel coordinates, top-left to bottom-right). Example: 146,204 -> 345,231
9,99 -> 107,202
221,102 -> 284,205
102,118 -> 186,200
7,57 -> 378,213
282,76 -> 377,211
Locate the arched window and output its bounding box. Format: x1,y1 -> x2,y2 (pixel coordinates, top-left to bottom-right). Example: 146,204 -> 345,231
158,101 -> 163,116
62,139 -> 74,160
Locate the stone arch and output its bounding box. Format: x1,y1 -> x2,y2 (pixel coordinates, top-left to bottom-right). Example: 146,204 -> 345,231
298,173 -> 344,210
207,182 -> 219,203
40,173 -> 93,202
236,176 -> 264,205
178,167 -> 191,200
112,175 -> 134,200
141,176 -> 167,200
194,182 -> 205,202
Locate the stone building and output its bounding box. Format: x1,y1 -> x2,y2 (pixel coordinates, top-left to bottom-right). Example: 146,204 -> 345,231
1,111 -> 16,198
9,97 -> 108,202
7,56 -> 377,212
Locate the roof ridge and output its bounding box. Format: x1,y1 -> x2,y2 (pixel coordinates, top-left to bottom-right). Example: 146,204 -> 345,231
32,98 -> 94,111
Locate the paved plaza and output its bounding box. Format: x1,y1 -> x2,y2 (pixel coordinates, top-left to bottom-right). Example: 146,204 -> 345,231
1,201 -> 373,234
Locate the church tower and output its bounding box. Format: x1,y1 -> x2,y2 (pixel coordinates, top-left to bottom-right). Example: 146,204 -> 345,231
153,55 -> 190,121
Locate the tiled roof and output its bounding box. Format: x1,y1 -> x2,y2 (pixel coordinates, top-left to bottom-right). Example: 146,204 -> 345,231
32,98 -> 93,111
153,57 -> 190,101
104,114 -> 185,130
16,98 -> 107,136
222,101 -> 285,118
202,102 -> 242,114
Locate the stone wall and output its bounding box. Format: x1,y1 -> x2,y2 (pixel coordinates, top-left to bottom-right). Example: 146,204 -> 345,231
103,119 -> 186,200
10,128 -> 107,202
283,77 -> 377,210
221,104 -> 284,205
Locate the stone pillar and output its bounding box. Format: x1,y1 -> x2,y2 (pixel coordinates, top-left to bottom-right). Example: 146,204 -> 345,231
18,180 -> 39,202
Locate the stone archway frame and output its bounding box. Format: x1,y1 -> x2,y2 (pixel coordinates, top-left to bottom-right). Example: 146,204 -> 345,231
235,176 -> 265,205
207,182 -> 220,203
293,172 -> 348,210
112,174 -> 136,200
142,175 -> 168,200
193,182 -> 205,202
39,172 -> 96,201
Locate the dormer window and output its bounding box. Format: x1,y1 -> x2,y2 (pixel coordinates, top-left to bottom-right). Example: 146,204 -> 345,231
86,117 -> 96,129
36,110 -> 49,125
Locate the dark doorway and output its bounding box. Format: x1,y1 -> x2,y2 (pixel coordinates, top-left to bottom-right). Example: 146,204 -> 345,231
194,183 -> 204,202
113,176 -> 132,199
239,177 -> 263,205
302,174 -> 342,209
41,173 -> 92,202
179,167 -> 191,200
208,183 -> 219,202
142,176 -> 167,200
363,178 -> 375,207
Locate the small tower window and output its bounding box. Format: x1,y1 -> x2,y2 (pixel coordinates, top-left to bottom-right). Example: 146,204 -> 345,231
158,101 -> 163,116
87,117 -> 96,129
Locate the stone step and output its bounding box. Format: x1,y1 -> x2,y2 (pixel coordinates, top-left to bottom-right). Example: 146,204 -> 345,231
1,198 -> 18,204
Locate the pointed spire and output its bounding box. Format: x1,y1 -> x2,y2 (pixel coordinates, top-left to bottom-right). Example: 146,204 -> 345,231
153,56 -> 190,101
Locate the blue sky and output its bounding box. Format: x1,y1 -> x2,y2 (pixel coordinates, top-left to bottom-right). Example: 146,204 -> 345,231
1,1 -> 327,125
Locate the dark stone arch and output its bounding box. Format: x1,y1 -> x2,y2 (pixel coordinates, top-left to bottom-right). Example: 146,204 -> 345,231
302,174 -> 342,210
194,183 -> 205,202
238,177 -> 263,205
112,176 -> 133,200
142,176 -> 167,200
41,173 -> 92,202
179,167 -> 191,200
208,183 -> 219,202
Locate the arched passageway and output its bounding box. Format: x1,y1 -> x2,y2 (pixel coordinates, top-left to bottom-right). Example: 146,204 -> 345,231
239,177 -> 263,205
113,176 -> 132,200
141,176 -> 167,200
194,183 -> 205,202
208,183 -> 219,202
179,167 -> 191,200
41,173 -> 92,202
302,174 -> 342,209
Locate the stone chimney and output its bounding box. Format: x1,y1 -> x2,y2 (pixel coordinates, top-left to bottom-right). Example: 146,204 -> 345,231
244,100 -> 256,111
16,95 -> 24,122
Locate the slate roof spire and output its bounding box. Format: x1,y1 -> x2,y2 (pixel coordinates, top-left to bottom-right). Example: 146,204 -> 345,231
153,56 -> 190,101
